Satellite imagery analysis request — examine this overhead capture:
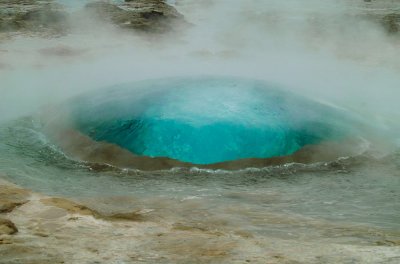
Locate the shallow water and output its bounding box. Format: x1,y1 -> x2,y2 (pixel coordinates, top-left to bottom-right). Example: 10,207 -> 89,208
0,114 -> 399,245
1,0 -> 400,261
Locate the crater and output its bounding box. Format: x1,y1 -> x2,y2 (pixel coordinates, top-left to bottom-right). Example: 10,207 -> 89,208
47,77 -> 363,169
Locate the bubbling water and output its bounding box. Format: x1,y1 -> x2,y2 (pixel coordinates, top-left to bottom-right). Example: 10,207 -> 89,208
62,77 -> 362,165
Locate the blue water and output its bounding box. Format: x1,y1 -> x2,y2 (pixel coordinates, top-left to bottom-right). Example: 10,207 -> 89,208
66,77 -> 358,164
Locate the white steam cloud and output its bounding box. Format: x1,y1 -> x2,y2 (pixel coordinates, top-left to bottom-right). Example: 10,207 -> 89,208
0,0 -> 399,139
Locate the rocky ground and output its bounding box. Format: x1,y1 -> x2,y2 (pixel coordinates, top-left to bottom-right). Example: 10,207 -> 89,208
1,177 -> 400,264
0,0 -> 69,36
0,0 -> 399,38
0,0 -> 186,37
1,1 -> 400,263
335,0 -> 400,34
85,0 -> 186,33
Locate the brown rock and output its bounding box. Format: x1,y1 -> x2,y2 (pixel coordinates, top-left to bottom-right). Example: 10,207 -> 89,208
104,211 -> 145,221
41,197 -> 96,216
375,239 -> 400,246
0,184 -> 29,213
41,197 -> 146,221
0,218 -> 18,235
0,244 -> 65,264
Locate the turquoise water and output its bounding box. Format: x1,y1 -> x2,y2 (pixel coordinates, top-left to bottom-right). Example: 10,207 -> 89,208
0,77 -> 398,250
66,77 -> 358,164
0,116 -> 399,237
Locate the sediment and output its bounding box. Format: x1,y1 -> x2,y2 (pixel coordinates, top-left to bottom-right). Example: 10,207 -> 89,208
0,177 -> 399,263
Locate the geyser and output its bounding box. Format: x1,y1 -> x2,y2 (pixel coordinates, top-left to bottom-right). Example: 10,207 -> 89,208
65,77 -> 358,165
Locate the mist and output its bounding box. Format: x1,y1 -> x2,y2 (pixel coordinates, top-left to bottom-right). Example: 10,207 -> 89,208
1,0 -> 400,136
2,2 -> 400,262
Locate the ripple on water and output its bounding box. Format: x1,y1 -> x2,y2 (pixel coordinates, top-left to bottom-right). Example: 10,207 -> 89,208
57,77 -> 365,166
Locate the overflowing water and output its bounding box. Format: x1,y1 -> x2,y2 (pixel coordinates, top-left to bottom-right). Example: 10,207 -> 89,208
63,77 -> 366,164
0,114 -> 399,241
1,0 -> 400,261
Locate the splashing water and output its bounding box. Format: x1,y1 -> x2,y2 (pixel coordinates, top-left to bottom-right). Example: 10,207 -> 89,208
65,77 -> 361,164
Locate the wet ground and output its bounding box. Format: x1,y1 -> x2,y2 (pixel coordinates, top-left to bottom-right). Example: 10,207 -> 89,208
1,0 -> 400,263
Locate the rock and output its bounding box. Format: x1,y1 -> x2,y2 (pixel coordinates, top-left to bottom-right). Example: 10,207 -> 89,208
375,239 -> 400,246
13,7 -> 68,32
0,0 -> 185,36
381,13 -> 400,34
0,201 -> 24,213
0,184 -> 29,213
357,12 -> 400,35
103,211 -> 145,221
0,0 -> 69,35
85,0 -> 186,33
41,197 -> 146,221
0,244 -> 65,264
0,218 -> 18,235
41,198 -> 96,217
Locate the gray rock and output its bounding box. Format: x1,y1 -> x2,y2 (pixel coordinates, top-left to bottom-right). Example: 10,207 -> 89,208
0,0 -> 69,35
85,0 -> 186,33
381,13 -> 400,33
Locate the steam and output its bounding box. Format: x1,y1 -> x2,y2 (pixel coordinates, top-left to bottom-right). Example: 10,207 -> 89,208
0,0 -> 399,140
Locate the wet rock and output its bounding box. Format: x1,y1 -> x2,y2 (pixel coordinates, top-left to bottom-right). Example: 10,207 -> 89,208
0,0 -> 69,35
381,13 -> 400,33
0,184 -> 29,213
0,218 -> 18,235
375,239 -> 400,246
233,230 -> 254,239
41,197 -> 146,221
41,197 -> 96,217
0,201 -> 24,213
104,211 -> 146,221
152,232 -> 235,262
0,244 -> 65,264
37,207 -> 68,219
85,0 -> 186,33
0,237 -> 13,244
14,7 -> 68,32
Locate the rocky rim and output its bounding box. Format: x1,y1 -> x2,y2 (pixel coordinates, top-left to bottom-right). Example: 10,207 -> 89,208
0,0 -> 399,38
0,0 -> 187,37
1,177 -> 400,263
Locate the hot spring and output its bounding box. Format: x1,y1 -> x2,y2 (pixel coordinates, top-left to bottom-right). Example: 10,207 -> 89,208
44,77 -> 366,169
1,0 -> 400,262
1,78 -> 400,263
